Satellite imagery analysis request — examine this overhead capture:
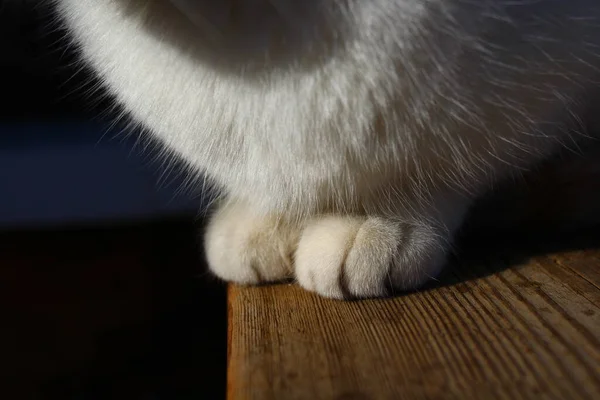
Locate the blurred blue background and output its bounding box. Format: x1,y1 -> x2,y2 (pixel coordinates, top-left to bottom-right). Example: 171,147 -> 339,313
0,121 -> 200,228
0,1 -> 201,228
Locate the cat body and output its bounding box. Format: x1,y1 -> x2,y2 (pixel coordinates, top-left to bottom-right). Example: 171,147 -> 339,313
56,0 -> 600,298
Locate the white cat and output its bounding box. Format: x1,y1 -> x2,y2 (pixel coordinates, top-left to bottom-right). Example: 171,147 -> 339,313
55,0 -> 600,299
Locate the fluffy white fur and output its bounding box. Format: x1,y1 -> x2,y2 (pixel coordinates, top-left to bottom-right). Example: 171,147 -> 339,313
55,0 -> 600,299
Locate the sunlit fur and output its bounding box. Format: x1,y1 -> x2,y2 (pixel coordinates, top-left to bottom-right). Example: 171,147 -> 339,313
56,0 -> 600,299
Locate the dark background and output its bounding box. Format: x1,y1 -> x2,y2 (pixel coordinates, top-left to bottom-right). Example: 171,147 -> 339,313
0,2 -> 226,398
0,0 -> 201,228
0,0 -> 96,119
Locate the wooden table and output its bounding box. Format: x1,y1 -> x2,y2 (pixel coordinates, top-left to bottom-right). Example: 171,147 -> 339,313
226,143 -> 600,400
1,219 -> 599,399
227,245 -> 600,399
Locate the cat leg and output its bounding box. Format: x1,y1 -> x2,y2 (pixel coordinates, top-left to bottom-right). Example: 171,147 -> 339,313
294,193 -> 471,299
205,200 -> 300,284
206,193 -> 470,299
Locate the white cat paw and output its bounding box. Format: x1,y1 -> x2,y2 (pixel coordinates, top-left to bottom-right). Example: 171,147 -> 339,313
206,201 -> 460,299
294,216 -> 448,299
204,202 -> 298,284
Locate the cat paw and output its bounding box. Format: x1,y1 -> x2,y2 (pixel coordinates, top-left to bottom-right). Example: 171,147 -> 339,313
204,202 -> 298,284
206,199 -> 464,299
294,216 -> 448,299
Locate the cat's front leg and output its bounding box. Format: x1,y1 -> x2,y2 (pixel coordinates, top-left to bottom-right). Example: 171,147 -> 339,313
205,193 -> 471,300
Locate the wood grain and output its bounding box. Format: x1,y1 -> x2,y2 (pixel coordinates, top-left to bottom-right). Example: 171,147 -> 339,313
227,248 -> 600,400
